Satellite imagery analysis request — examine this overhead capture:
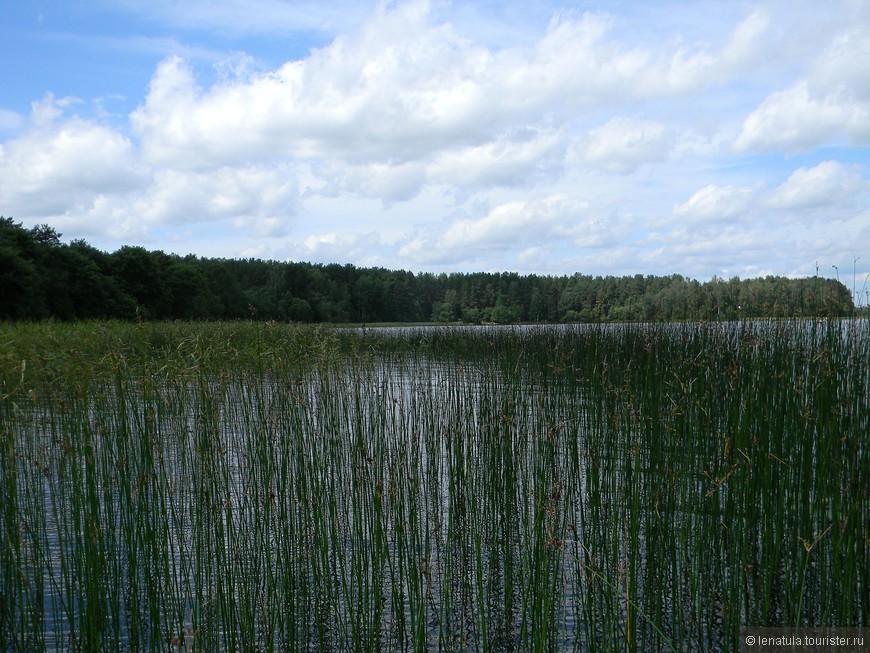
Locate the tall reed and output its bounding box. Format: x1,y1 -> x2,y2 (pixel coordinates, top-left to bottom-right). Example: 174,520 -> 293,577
0,319 -> 867,651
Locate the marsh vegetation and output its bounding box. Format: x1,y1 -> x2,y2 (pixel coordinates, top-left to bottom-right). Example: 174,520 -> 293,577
1,320 -> 867,651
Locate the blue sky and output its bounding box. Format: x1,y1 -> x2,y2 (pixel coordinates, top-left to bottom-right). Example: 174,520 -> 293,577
2,1 -> 869,301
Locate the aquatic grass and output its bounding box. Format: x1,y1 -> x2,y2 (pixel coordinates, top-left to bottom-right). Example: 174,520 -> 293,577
0,319 -> 867,651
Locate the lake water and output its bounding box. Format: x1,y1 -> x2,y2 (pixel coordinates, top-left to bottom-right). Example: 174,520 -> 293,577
3,321 -> 867,651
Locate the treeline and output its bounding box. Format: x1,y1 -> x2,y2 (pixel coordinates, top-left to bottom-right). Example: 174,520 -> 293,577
0,217 -> 856,322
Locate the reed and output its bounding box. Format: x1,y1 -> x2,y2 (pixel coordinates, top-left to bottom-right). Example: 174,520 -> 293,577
0,319 -> 867,651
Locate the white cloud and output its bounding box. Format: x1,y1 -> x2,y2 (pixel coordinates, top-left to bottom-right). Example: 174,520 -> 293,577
505,12 -> 646,108
430,130 -> 566,190
643,224 -> 782,279
318,160 -> 427,204
296,230 -> 385,265
578,117 -> 671,173
735,81 -> 869,152
129,2 -> 777,172
673,184 -> 756,223
0,88 -> 300,240
808,28 -> 870,99
397,194 -> 596,268
439,195 -> 584,249
735,22 -> 870,152
657,160 -> 870,280
314,128 -> 566,204
0,105 -> 144,216
766,161 -> 868,210
28,165 -> 301,244
517,245 -> 552,269
648,9 -> 770,93
130,4 -> 508,167
29,93 -> 81,127
137,166 -> 300,227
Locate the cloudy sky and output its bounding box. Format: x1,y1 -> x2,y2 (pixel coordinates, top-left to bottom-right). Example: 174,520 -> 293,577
2,0 -> 869,299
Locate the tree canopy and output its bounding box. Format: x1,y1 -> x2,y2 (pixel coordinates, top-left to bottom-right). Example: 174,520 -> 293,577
0,217 -> 857,322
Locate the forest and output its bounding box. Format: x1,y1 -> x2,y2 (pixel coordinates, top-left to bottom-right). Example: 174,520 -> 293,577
0,217 -> 857,322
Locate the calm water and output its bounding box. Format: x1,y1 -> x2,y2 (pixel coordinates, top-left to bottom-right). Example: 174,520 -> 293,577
4,321 -> 867,651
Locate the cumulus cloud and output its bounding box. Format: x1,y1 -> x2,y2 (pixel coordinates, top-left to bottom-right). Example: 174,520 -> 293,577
735,23 -> 870,152
312,128 -> 566,205
130,4 -> 505,167
809,28 -> 870,99
398,194 -> 597,268
0,96 -> 145,216
517,245 -> 553,269
673,184 -> 756,223
317,160 -> 428,204
129,2 -> 774,172
29,93 -> 82,127
32,164 -> 301,243
578,117 -> 671,173
295,230 -> 385,265
432,131 -> 565,188
735,81 -> 869,152
0,89 -> 301,240
766,160 -> 868,210
659,160 -> 870,279
648,9 -> 770,93
134,166 -> 300,227
439,195 -> 584,249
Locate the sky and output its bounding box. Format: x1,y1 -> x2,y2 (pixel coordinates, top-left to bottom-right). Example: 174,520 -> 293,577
2,0 -> 869,301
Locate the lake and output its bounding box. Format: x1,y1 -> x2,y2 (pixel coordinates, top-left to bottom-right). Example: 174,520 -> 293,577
1,320 -> 867,651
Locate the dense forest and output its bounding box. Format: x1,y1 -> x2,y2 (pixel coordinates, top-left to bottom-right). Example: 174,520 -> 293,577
0,217 -> 857,322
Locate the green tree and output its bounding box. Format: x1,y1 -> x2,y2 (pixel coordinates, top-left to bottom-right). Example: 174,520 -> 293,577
0,246 -> 44,319
164,260 -> 216,319
111,246 -> 168,318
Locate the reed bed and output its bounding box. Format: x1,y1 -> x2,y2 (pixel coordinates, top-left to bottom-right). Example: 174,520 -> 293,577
1,319 -> 867,652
